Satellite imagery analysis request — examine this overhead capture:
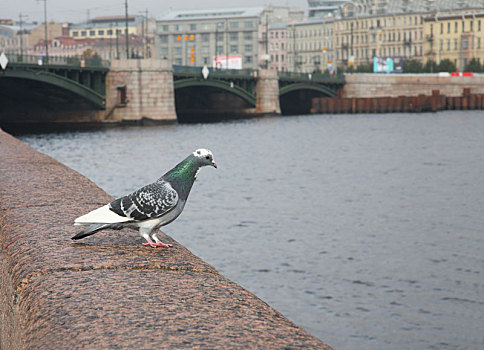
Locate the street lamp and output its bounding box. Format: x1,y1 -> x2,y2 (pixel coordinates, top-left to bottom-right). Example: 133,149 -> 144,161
37,0 -> 48,60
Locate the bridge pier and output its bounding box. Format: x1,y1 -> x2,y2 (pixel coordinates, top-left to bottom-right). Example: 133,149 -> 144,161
106,59 -> 177,124
255,69 -> 281,115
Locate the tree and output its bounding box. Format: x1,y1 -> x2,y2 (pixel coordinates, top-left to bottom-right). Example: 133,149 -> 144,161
437,59 -> 457,72
82,48 -> 94,59
403,59 -> 423,73
423,59 -> 437,73
464,58 -> 482,73
355,63 -> 372,73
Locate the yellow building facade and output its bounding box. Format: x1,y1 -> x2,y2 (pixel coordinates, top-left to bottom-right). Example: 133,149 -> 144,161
424,12 -> 484,71
334,11 -> 426,67
286,18 -> 334,73
69,16 -> 144,40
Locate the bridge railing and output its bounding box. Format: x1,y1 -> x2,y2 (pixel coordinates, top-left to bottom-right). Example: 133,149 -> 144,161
278,70 -> 345,82
173,65 -> 256,78
3,52 -> 110,69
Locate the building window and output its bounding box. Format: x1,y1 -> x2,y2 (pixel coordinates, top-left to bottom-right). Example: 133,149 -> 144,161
175,24 -> 183,31
244,44 -> 253,52
216,22 -> 224,29
463,37 -> 468,50
175,58 -> 182,65
174,47 -> 182,55
244,21 -> 253,28
454,39 -> 458,50
440,23 -> 443,34
190,24 -> 196,30
230,45 -> 238,53
447,22 -> 450,33
73,31 -> 78,37
244,32 -> 252,40
81,31 -> 86,37
162,25 -> 169,32
216,45 -> 223,54
201,33 -> 209,42
160,47 -> 168,56
447,39 -> 450,50
230,32 -> 238,41
230,21 -> 239,29
479,20 -> 482,32
160,35 -> 168,43
245,55 -> 252,63
107,29 -> 113,35
216,33 -> 223,42
90,30 -> 95,36
98,30 -> 104,35
478,37 -> 481,49
455,22 -> 458,33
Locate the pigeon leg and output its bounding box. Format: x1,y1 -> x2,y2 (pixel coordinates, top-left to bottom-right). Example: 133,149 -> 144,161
152,232 -> 173,248
140,230 -> 159,248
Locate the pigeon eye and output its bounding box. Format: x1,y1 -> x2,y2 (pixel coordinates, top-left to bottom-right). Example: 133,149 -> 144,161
205,155 -> 210,159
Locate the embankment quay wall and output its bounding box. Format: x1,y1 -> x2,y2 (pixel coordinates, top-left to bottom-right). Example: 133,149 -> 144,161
343,73 -> 484,98
0,129 -> 331,349
311,73 -> 484,114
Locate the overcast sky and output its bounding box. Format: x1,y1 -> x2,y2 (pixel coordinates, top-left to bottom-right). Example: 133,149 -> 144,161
1,0 -> 308,23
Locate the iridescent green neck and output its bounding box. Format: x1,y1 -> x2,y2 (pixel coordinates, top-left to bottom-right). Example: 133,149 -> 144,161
162,155 -> 199,199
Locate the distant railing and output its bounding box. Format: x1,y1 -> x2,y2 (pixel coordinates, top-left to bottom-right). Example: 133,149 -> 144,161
172,65 -> 256,78
278,70 -> 344,81
2,52 -> 110,69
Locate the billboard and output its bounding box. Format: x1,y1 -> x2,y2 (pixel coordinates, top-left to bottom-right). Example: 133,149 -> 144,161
213,55 -> 242,69
373,56 -> 403,73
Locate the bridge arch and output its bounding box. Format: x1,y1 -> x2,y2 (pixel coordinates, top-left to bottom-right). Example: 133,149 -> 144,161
1,69 -> 105,108
174,78 -> 256,106
279,82 -> 337,97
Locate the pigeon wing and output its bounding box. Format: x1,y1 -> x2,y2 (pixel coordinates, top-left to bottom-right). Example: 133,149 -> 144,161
109,180 -> 179,221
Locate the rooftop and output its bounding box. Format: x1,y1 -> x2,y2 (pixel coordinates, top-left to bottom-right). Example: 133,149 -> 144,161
158,6 -> 266,22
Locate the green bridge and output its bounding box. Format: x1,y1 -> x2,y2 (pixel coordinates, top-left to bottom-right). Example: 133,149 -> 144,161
0,55 -> 109,110
0,55 -> 345,126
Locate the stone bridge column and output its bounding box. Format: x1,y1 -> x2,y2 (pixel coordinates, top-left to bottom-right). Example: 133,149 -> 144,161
255,69 -> 281,115
105,58 -> 177,123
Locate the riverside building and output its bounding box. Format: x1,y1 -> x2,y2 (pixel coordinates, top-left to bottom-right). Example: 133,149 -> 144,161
154,6 -> 303,69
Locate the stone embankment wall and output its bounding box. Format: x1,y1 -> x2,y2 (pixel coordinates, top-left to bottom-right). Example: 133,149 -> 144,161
0,129 -> 331,349
311,73 -> 484,114
343,73 -> 484,98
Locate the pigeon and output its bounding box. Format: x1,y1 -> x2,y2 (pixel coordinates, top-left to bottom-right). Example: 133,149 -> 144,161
72,149 -> 217,247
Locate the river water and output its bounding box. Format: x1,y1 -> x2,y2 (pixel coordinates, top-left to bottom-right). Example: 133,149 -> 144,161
17,111 -> 483,350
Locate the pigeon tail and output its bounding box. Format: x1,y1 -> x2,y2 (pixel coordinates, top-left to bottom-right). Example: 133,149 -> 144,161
72,223 -> 112,240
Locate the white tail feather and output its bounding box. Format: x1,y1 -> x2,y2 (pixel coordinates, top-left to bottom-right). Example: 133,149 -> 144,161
74,204 -> 132,225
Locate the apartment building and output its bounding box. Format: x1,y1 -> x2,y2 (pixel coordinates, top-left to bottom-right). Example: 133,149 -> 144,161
424,12 -> 484,70
265,22 -> 289,72
286,18 -> 335,73
154,7 -> 264,69
154,6 -> 302,69
69,16 -> 146,40
334,11 -> 425,67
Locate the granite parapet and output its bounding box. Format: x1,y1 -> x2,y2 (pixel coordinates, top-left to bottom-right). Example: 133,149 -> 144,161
0,129 -> 331,349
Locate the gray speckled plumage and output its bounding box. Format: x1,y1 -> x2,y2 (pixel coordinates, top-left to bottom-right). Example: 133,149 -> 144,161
72,149 -> 216,247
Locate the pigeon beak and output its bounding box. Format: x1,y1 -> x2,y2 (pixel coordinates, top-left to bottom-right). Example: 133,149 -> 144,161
212,160 -> 217,168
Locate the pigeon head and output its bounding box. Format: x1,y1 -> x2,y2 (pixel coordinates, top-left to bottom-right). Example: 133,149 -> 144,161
193,149 -> 217,168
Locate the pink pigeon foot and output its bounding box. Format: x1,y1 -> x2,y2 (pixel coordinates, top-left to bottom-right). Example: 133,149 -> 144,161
142,237 -> 172,248
142,237 -> 158,248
